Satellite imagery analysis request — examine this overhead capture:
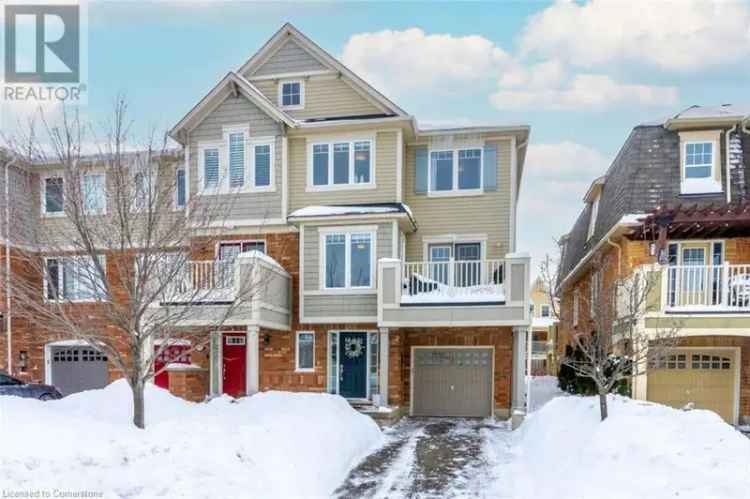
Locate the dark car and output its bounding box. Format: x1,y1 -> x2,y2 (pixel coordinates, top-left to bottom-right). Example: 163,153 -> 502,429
0,371 -> 62,400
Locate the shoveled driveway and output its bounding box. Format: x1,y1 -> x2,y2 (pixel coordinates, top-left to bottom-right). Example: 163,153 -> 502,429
334,418 -> 514,499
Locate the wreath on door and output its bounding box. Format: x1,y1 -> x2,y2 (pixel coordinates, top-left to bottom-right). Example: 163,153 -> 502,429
344,337 -> 364,359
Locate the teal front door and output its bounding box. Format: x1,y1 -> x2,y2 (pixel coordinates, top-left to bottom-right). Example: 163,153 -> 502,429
339,332 -> 368,398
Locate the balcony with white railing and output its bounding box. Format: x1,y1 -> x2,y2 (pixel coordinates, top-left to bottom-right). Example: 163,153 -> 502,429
531,340 -> 551,356
149,252 -> 292,330
377,253 -> 531,327
400,259 -> 505,305
663,263 -> 750,312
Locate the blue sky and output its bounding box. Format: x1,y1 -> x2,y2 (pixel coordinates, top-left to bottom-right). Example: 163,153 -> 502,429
8,0 -> 750,274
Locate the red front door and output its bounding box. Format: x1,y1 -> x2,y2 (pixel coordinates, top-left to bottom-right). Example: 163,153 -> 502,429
154,344 -> 191,389
222,333 -> 247,397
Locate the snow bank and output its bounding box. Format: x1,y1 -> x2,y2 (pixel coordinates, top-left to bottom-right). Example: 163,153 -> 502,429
0,380 -> 383,498
510,395 -> 750,499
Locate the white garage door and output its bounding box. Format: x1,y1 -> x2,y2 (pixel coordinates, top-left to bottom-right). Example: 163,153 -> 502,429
50,346 -> 109,396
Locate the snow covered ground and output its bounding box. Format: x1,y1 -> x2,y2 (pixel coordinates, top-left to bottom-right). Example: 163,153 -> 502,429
0,380 -> 383,498
509,395 -> 750,499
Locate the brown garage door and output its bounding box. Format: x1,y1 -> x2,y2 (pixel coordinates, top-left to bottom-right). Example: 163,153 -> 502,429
412,348 -> 493,417
648,349 -> 736,423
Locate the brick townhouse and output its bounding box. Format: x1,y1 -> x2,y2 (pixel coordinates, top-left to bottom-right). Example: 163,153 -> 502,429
556,105 -> 750,424
1,24 -> 532,421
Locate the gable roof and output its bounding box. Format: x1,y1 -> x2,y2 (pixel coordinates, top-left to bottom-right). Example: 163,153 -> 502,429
238,23 -> 409,118
169,72 -> 296,144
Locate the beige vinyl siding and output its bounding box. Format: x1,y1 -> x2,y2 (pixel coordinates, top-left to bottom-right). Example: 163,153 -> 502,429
302,221 -> 393,319
1,165 -> 35,245
403,139 -> 512,261
288,130 -> 398,211
248,39 -> 327,77
253,77 -> 381,120
188,94 -> 283,222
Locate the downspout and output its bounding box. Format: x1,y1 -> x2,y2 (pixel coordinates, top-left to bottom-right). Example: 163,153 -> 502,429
726,124 -> 737,204
4,157 -> 17,374
606,237 -> 622,277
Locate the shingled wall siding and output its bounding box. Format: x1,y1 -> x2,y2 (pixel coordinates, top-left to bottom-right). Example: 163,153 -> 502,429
560,125 -> 750,282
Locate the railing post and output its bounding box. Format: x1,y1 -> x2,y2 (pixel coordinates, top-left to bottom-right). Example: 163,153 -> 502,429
448,257 -> 455,288
722,261 -> 730,307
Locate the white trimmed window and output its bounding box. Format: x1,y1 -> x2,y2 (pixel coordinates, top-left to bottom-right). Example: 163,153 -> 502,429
682,141 -> 721,194
541,304 -> 551,318
321,227 -> 376,290
132,166 -> 157,213
296,331 -> 315,372
429,148 -> 482,195
198,133 -> 274,194
42,176 -> 64,216
309,139 -> 373,190
279,80 -> 304,109
45,256 -> 107,302
175,168 -> 186,209
573,290 -> 580,326
82,173 -> 106,215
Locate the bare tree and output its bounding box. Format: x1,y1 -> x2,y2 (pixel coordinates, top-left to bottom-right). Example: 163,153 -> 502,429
2,100 -> 279,428
551,252 -> 680,421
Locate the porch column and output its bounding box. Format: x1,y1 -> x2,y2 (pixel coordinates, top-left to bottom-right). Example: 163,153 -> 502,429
511,326 -> 528,429
379,328 -> 389,407
246,326 -> 259,395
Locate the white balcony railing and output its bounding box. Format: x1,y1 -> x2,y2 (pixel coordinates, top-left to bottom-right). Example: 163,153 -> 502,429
665,263 -> 750,311
174,260 -> 235,294
401,259 -> 505,304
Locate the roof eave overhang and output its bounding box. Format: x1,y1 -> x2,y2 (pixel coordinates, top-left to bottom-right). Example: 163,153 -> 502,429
556,221 -> 640,294
168,72 -> 297,145
288,211 -> 417,232
664,116 -> 748,131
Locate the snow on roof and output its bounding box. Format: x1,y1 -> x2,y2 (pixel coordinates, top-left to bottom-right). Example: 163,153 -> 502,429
289,204 -> 406,218
672,104 -> 750,121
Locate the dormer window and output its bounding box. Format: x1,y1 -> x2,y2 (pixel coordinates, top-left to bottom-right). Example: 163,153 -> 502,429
587,194 -> 599,240
279,80 -> 304,109
680,141 -> 721,194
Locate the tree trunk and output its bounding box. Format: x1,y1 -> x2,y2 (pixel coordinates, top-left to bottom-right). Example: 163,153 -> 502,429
132,379 -> 145,429
598,388 -> 608,421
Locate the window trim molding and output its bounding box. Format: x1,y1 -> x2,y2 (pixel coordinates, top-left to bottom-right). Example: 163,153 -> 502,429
318,225 -> 378,292
41,173 -> 65,218
249,136 -> 277,192
540,304 -> 551,318
427,146 -> 484,197
215,239 -> 267,260
278,79 -> 305,110
680,139 -> 721,195
197,141 -> 222,195
295,330 -> 315,372
587,194 -> 600,240
174,167 -> 187,211
81,170 -> 107,216
306,136 -> 376,192
421,234 -> 488,262
43,255 -> 108,303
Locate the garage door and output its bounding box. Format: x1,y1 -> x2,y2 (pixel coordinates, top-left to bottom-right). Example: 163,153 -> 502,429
51,346 -> 109,396
412,348 -> 493,417
648,350 -> 736,423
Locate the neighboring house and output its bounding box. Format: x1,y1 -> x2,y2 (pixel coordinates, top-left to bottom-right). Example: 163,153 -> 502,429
556,104 -> 750,424
0,24 -> 532,421
529,277 -> 558,375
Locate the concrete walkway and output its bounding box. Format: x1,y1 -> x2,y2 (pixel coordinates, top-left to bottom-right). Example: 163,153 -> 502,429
334,418 -> 513,499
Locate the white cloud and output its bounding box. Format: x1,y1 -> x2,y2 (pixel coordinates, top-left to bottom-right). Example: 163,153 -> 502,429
517,142 -> 610,277
491,73 -> 679,111
519,0 -> 750,71
341,28 -> 509,96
